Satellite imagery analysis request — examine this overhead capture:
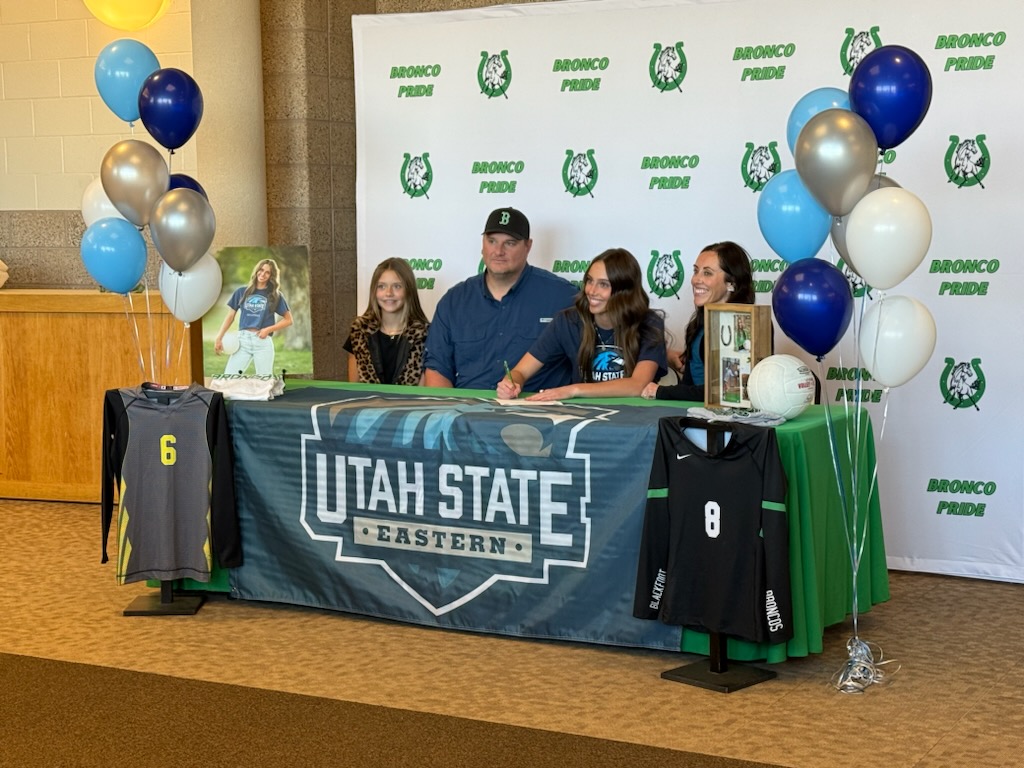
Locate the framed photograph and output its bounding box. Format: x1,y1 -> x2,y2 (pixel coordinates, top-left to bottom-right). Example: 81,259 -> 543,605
703,303 -> 772,408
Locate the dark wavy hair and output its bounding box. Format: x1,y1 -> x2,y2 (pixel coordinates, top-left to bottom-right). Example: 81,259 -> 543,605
359,257 -> 429,328
681,241 -> 755,372
574,248 -> 664,382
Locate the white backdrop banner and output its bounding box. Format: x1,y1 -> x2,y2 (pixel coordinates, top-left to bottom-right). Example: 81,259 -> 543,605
353,0 -> 1023,583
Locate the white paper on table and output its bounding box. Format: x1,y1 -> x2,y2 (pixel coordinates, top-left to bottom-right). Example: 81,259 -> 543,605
495,398 -> 565,406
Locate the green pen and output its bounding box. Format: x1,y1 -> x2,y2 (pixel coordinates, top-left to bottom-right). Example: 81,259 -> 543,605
504,360 -> 514,386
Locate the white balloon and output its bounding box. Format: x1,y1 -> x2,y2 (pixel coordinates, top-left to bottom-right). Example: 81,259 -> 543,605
81,177 -> 126,227
845,187 -> 932,290
158,252 -> 223,323
830,174 -> 901,267
859,295 -> 937,388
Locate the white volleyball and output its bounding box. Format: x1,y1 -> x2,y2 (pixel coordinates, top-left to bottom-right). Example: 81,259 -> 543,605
748,354 -> 816,420
220,331 -> 240,355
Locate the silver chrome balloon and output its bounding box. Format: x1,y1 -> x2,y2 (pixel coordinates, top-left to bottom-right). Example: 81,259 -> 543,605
99,139 -> 169,227
149,187 -> 217,272
795,108 -> 878,217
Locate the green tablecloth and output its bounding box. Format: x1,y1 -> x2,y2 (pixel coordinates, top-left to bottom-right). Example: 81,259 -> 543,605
189,381 -> 888,661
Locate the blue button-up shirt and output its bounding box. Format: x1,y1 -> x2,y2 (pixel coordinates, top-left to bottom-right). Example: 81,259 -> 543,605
425,265 -> 578,391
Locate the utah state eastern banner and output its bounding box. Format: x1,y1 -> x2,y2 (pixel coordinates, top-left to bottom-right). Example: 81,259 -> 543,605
228,386 -> 684,650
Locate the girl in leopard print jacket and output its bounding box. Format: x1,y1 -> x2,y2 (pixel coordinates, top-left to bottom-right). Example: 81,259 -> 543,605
343,258 -> 429,386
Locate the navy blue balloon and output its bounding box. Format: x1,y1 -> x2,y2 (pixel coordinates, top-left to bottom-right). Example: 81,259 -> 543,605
169,173 -> 208,200
849,45 -> 932,150
138,68 -> 204,151
772,259 -> 853,360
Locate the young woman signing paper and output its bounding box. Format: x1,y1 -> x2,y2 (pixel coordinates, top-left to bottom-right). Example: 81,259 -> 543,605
496,248 -> 667,401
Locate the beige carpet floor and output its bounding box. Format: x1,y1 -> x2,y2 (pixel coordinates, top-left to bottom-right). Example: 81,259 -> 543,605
2,499 -> 1023,767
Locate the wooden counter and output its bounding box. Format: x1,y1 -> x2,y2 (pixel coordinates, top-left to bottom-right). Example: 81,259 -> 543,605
0,289 -> 201,502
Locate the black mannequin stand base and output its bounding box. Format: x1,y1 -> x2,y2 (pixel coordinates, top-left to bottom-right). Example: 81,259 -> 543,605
123,580 -> 205,616
660,631 -> 777,693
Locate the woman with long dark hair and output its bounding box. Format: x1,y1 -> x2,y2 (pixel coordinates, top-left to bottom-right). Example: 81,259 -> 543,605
497,248 -> 667,400
641,241 -> 754,401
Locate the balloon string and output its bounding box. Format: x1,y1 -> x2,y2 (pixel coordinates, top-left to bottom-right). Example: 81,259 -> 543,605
818,370 -> 867,644
169,265 -> 184,381
831,637 -> 899,694
164,264 -> 190,385
123,293 -> 146,380
827,219 -> 841,268
164,299 -> 173,382
852,294 -> 888,579
846,294 -> 872,639
826,291 -> 897,693
822,291 -> 869,641
850,294 -> 871,555
142,277 -> 156,382
177,322 -> 189,378
816,362 -> 853,579
856,388 -> 888,578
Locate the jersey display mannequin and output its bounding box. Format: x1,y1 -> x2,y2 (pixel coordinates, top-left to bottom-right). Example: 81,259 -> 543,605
635,416 -> 792,691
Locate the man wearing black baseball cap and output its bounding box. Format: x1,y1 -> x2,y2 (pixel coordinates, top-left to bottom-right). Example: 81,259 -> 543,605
481,207 -> 530,240
425,207 -> 577,391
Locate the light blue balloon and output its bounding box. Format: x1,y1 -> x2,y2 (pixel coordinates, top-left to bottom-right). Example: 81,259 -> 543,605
786,87 -> 850,155
756,170 -> 831,263
94,39 -> 160,123
80,217 -> 147,294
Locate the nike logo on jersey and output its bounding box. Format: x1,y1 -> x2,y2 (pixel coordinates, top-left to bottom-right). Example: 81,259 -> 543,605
676,453 -> 692,460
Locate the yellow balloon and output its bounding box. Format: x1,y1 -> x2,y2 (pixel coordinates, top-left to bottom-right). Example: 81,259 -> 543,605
83,0 -> 171,31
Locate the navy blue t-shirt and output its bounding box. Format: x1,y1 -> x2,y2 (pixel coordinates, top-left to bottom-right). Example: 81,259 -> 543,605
529,309 -> 668,385
228,287 -> 289,333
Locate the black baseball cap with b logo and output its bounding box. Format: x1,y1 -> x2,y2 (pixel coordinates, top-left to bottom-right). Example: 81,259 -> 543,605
482,208 -> 530,241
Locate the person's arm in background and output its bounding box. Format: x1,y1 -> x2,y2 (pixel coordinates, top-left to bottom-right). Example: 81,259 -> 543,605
643,339 -> 702,401
214,308 -> 238,355
424,369 -> 453,387
496,353 -> 543,399
666,346 -> 684,375
258,309 -> 293,339
528,360 -> 660,401
651,380 -> 704,402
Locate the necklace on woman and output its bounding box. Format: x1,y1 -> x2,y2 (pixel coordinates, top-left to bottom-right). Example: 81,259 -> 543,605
594,322 -> 614,345
380,325 -> 405,339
